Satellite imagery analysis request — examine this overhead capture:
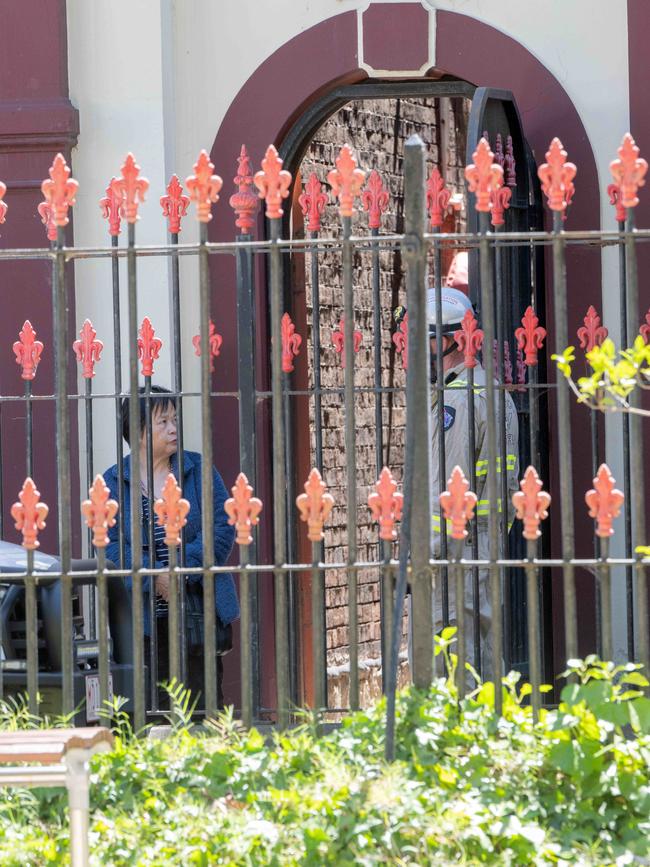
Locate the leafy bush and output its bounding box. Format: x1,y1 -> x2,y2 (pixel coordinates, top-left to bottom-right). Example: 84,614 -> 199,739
0,653 -> 648,866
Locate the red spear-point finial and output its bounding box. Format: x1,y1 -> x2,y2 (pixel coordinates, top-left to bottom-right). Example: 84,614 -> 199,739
607,183 -> 626,223
328,144 -> 365,219
585,463 -> 624,539
454,308 -> 484,369
537,138 -> 576,214
37,201 -> 57,242
512,466 -> 551,541
73,319 -> 103,379
439,466 -> 477,542
392,313 -> 408,370
610,133 -> 648,209
160,174 -> 189,234
41,153 -> 78,228
490,185 -> 512,227
505,135 -> 517,187
296,468 -> 334,543
368,467 -> 403,542
577,305 -> 608,352
229,145 -> 259,234
13,321 -> 44,381
426,167 -> 452,229
465,138 -> 504,214
253,145 -> 292,220
81,475 -> 118,549
298,172 -> 328,233
154,473 -> 190,547
281,313 -> 302,373
224,473 -> 263,546
331,316 -> 362,367
99,178 -> 124,237
192,320 -> 223,373
11,478 -> 48,550
361,169 -> 389,230
137,317 -> 162,377
0,180 -> 6,225
186,150 -> 223,223
112,154 -> 149,224
515,306 -> 546,367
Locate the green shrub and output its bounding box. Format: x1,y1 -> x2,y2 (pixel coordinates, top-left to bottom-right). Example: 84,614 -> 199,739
0,655 -> 648,866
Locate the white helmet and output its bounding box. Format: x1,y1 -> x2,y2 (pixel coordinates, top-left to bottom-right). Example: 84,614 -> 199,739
426,287 -> 475,335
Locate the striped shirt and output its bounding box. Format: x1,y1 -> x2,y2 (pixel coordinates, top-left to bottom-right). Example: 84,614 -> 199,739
142,495 -> 169,618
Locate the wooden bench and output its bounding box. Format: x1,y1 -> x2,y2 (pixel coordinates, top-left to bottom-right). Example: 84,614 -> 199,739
0,727 -> 113,867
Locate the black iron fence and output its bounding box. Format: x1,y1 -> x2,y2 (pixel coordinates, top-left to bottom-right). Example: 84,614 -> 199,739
0,134 -> 648,750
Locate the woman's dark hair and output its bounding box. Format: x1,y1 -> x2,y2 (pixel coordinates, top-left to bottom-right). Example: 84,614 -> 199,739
121,386 -> 176,445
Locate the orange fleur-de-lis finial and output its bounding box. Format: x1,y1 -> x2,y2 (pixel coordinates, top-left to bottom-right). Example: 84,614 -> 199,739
490,185 -> 512,227
13,320 -> 44,381
609,133 -> 648,209
515,306 -> 546,367
298,172 -> 328,233
537,138 -> 576,214
439,466 -> 477,541
0,180 -> 7,225
585,464 -> 624,539
112,154 -> 149,223
512,466 -> 551,541
465,138 -> 504,213
296,468 -> 334,543
154,473 -> 190,547
577,305 -> 608,352
37,200 -> 57,242
640,309 -> 650,343
426,167 -> 451,229
192,320 -> 223,373
137,317 -> 162,377
186,150 -> 223,223
41,153 -> 78,228
281,313 -> 302,373
99,178 -> 124,236
160,174 -> 190,234
368,467 -> 403,542
392,312 -> 408,370
81,475 -> 118,548
254,145 -> 292,219
607,183 -> 626,223
224,473 -> 263,546
331,316 -> 362,367
361,169 -> 389,230
454,308 -> 484,369
73,319 -> 103,379
229,145 -> 259,234
11,478 -> 48,550
328,144 -> 365,219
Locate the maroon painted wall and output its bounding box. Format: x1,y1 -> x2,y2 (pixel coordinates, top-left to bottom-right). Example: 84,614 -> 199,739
0,0 -> 79,554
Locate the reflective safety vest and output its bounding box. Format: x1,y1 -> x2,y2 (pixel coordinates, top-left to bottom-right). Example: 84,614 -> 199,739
431,361 -> 519,555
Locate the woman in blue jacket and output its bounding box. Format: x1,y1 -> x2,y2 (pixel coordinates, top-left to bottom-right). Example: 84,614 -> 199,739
103,386 -> 238,709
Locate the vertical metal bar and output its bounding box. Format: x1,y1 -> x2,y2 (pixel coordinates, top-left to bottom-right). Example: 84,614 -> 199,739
625,208 -> 649,673
24,381 -> 33,478
25,548 -> 38,716
598,536 -> 612,661
371,227 -> 384,473
478,211 -> 502,713
342,213 -> 359,711
310,231 -> 324,472
551,210 -> 577,664
54,226 -> 73,714
403,135 -> 431,690
84,378 -> 96,640
380,539 -> 393,693
235,235 -> 259,719
111,234 -> 125,569
468,366 -> 481,674
269,216 -> 289,726
311,540 -> 326,711
453,539 -> 465,699
528,365 -> 540,472
167,544 -> 180,683
433,238 -> 449,625
144,377 -> 158,709
524,537 -> 541,722
97,546 -> 109,711
127,221 -> 144,730
199,222 -> 217,717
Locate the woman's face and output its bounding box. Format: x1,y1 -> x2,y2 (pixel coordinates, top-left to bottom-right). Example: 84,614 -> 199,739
141,403 -> 177,461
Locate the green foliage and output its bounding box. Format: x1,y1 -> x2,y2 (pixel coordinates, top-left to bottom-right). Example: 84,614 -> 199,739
0,658 -> 648,866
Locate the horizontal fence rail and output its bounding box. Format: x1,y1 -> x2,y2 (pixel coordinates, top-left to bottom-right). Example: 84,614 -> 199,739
0,133 -> 648,750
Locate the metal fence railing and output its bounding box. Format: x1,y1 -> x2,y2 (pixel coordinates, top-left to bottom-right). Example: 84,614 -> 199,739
0,133 -> 648,751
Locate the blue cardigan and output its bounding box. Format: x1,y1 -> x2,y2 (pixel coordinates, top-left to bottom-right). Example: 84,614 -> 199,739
103,451 -> 239,635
